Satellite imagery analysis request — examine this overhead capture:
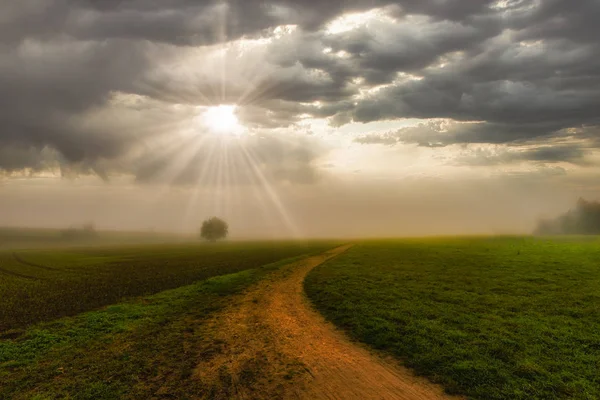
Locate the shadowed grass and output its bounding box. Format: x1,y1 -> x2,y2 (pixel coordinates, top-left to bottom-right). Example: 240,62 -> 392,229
0,253 -> 316,399
0,241 -> 334,331
305,237 -> 600,399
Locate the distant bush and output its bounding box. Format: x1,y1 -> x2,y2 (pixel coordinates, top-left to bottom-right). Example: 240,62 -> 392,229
61,223 -> 98,240
200,217 -> 228,242
534,198 -> 600,235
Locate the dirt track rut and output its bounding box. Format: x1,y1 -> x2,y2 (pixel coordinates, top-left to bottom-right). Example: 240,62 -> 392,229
194,245 -> 457,399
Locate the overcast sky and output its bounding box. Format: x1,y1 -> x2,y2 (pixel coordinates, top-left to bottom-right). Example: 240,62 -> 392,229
1,0 -> 599,237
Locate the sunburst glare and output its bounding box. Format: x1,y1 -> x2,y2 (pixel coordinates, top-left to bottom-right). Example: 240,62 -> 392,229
139,12 -> 303,238
201,105 -> 244,136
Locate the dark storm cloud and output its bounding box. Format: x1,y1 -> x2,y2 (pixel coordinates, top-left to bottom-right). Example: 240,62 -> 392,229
1,1 -> 245,46
1,0 -> 391,46
356,121 -> 594,166
513,0 -> 600,44
64,0 -> 499,44
1,0 -> 600,176
453,145 -> 590,167
352,67 -> 600,130
267,1 -> 600,155
355,121 -> 564,148
321,14 -> 502,84
0,146 -> 60,174
0,38 -> 158,169
345,1 -> 600,152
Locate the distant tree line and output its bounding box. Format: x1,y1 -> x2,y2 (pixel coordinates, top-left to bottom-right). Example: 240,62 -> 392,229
535,198 -> 600,235
61,223 -> 98,240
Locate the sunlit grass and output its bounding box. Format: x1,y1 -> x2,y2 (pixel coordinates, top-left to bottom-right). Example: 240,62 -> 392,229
305,237 -> 600,399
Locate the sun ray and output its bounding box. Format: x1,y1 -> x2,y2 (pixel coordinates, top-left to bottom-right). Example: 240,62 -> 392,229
238,144 -> 302,238
163,8 -> 302,237
233,144 -> 284,238
221,139 -> 233,219
216,0 -> 228,104
180,137 -> 221,228
141,139 -> 205,205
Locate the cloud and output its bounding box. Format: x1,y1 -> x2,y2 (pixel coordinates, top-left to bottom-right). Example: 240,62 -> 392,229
354,120 -> 578,148
1,0 -> 600,181
453,145 -> 590,167
356,119 -> 597,165
0,38 -> 159,162
0,146 -> 61,174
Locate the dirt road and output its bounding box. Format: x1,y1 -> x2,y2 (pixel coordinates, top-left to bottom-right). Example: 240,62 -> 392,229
194,245 -> 457,399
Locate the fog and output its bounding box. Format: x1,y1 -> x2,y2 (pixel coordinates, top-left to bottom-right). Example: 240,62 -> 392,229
2,173 -> 598,239
535,198 -> 600,235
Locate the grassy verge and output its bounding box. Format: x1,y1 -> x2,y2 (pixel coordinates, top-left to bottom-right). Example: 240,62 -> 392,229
304,237 -> 600,400
0,254 -> 311,399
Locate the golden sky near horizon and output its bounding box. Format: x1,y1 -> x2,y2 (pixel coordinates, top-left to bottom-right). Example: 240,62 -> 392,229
1,1 -> 600,237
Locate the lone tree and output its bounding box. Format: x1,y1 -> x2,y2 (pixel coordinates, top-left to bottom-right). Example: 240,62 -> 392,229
200,217 -> 229,242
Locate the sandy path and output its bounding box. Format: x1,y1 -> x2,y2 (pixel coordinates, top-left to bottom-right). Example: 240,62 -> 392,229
194,245 -> 457,399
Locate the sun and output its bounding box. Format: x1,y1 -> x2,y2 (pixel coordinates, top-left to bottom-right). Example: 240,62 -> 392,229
201,105 -> 243,135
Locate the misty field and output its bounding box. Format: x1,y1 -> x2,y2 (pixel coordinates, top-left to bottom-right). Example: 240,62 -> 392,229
0,241 -> 334,331
305,237 -> 600,400
0,241 -> 337,398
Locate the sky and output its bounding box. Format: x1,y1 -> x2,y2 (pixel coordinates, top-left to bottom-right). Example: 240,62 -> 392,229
1,0 -> 600,238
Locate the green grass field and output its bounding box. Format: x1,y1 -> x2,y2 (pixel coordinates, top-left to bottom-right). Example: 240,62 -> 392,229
0,240 -> 336,399
305,237 -> 600,400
